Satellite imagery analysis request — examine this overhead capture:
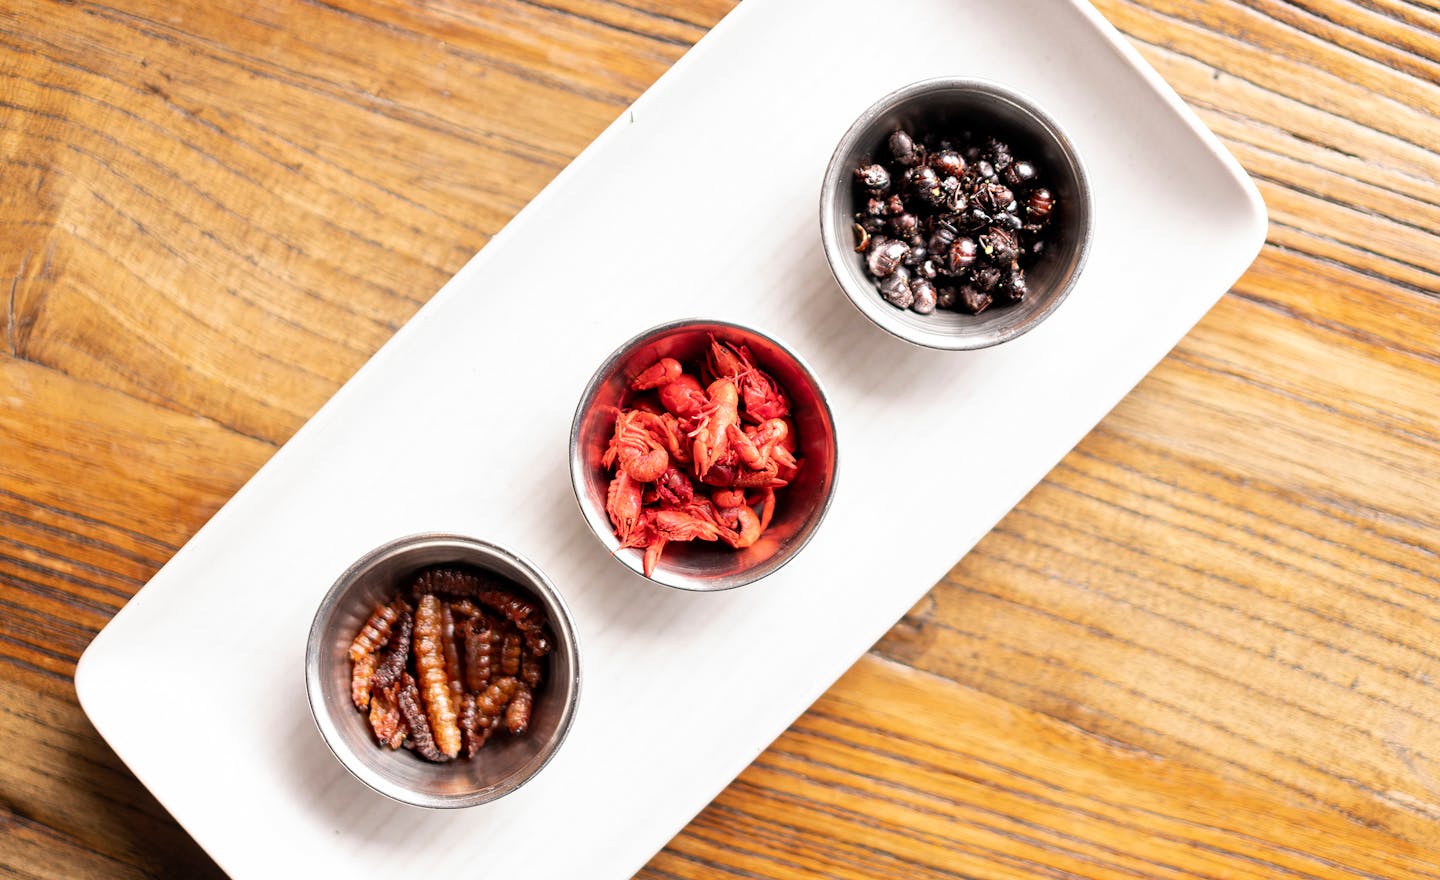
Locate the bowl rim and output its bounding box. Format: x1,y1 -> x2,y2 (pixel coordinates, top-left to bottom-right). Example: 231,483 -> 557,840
568,317 -> 840,592
819,75 -> 1093,351
304,532 -> 582,809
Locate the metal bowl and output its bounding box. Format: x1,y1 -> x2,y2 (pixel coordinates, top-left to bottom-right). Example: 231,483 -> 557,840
820,77 -> 1092,350
570,319 -> 839,592
305,534 -> 580,808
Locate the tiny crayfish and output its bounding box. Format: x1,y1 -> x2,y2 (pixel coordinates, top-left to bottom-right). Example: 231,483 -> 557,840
602,409 -> 669,483
598,344 -> 803,575
707,338 -> 790,423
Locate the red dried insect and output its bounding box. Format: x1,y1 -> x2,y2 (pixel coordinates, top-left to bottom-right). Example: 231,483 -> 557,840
476,676 -> 521,723
349,600 -> 403,710
631,356 -> 682,390
505,687 -> 533,735
602,410 -> 669,483
633,357 -> 708,421
754,488 -> 777,533
476,590 -> 551,657
499,631 -> 522,678
412,567 -> 488,598
729,419 -> 797,473
622,504 -> 738,578
654,465 -> 694,508
637,411 -> 693,465
368,682 -> 405,749
711,487 -> 746,509
397,673 -> 447,763
607,470 -> 644,544
441,603 -> 464,699
658,374 -> 708,420
463,616 -> 498,693
597,346 -> 802,576
413,594 -> 462,759
716,503 -> 762,549
520,654 -> 543,690
370,604 -> 414,691
707,338 -> 789,423
458,693 -> 485,758
692,378 -> 740,477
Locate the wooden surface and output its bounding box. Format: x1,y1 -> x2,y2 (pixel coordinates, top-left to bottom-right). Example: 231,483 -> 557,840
2,0 -> 1437,876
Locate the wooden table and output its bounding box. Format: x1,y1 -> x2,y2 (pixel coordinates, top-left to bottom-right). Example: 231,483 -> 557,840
3,1 -> 1438,876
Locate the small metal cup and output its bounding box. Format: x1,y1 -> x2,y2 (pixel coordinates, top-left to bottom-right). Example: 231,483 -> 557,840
305,534 -> 580,808
570,319 -> 839,592
820,77 -> 1092,350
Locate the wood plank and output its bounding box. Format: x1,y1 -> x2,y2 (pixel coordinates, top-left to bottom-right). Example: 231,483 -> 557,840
1237,0 -> 1440,81
0,354 -> 270,554
1233,246 -> 1440,364
1099,0 -> 1440,152
0,354 -> 270,692
0,0 -> 656,443
871,283 -> 1440,845
640,656 -> 1440,878
0,677 -> 223,879
1098,2 -> 1440,187
0,819 -> 152,880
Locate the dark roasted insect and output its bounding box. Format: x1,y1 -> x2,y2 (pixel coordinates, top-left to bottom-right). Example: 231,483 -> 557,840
476,589 -> 552,657
462,616 -> 497,693
411,567 -> 492,598
398,672 -> 448,763
851,127 -> 1057,315
370,604 -> 414,691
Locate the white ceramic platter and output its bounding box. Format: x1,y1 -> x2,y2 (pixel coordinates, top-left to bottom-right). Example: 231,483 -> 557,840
76,0 -> 1266,875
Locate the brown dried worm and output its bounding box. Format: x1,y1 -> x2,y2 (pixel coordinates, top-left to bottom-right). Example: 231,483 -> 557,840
413,594 -> 462,759
348,600 -> 402,710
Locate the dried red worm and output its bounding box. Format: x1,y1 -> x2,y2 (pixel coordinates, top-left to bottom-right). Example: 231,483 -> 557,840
441,603 -> 464,699
397,673 -> 447,763
348,600 -> 403,709
450,598 -> 481,618
477,590 -> 552,657
470,714 -> 498,755
463,616 -> 498,693
499,631 -> 522,677
476,676 -> 520,721
349,600 -> 402,662
412,567 -> 492,598
458,693 -> 485,758
368,682 -> 405,749
351,654 -> 379,712
369,603 -> 414,692
505,686 -> 533,735
520,654 -> 543,690
413,594 -> 462,759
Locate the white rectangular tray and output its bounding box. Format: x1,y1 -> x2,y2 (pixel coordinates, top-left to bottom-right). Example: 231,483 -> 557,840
76,0 -> 1266,875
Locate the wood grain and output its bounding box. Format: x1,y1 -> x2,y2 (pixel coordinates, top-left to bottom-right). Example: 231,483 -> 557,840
1,0 -> 1437,876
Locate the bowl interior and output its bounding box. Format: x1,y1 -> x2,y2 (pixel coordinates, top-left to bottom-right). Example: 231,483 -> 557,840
308,535 -> 579,808
571,321 -> 838,591
823,80 -> 1091,350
